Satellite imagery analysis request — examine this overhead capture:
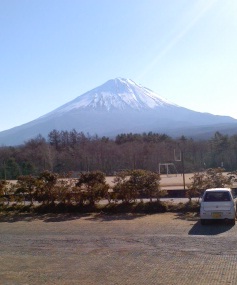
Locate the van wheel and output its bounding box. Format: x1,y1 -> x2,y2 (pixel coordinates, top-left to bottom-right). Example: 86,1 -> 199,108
201,219 -> 206,225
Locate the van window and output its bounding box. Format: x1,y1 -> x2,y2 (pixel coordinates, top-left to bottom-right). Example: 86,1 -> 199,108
204,191 -> 231,202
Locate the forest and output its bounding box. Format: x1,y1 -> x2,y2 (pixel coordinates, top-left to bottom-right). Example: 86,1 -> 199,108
0,129 -> 237,180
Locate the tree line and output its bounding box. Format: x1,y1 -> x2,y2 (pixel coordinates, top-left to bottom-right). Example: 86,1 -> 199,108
1,129 -> 237,179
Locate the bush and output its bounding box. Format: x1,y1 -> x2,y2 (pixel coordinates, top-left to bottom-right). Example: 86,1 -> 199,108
136,201 -> 168,214
0,203 -> 33,213
101,201 -> 168,214
167,200 -> 200,213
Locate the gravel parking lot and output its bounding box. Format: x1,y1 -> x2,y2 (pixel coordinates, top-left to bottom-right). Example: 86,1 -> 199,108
1,212 -> 237,285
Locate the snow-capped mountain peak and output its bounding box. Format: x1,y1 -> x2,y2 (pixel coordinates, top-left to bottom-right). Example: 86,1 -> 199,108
48,78 -> 178,115
1,77 -> 237,146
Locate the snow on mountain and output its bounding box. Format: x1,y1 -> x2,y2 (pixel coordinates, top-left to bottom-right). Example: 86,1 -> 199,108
43,78 -> 177,117
1,77 -> 237,146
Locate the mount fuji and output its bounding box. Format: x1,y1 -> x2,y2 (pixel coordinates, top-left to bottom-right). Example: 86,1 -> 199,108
1,77 -> 237,145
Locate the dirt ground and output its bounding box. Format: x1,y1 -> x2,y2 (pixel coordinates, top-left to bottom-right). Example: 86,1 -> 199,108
105,173 -> 193,188
1,212 -> 237,285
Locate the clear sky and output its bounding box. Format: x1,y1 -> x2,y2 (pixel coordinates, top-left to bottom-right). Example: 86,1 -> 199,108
1,0 -> 237,132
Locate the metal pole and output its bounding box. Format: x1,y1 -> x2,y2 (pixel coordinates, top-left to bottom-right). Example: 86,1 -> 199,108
181,151 -> 186,190
4,160 -> 6,180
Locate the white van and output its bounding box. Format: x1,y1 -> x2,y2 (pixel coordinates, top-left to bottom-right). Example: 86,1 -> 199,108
200,188 -> 236,225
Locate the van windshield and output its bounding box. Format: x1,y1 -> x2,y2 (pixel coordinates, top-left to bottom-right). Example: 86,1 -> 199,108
204,191 -> 231,202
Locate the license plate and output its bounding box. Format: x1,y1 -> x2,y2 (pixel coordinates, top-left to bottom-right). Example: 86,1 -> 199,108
211,212 -> 222,218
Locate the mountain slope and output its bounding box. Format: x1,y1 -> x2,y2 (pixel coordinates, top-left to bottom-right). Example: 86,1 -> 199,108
1,78 -> 237,145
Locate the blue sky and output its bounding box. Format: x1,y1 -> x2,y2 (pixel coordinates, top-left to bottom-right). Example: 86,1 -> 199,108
1,0 -> 237,132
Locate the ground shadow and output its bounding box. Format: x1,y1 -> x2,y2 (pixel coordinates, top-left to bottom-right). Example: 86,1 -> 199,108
84,212 -> 146,222
0,213 -> 36,223
173,213 -> 234,235
174,212 -> 200,221
188,220 -> 234,235
0,213 -> 90,223
0,211 -> 145,223
41,213 -> 90,223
